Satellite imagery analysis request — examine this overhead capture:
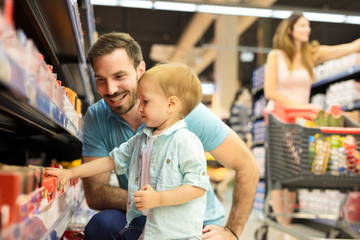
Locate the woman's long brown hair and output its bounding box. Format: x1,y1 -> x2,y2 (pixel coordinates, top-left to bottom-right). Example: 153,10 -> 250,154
272,13 -> 319,79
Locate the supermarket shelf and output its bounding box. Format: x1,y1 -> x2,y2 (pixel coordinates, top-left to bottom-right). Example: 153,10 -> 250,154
252,141 -> 265,147
251,115 -> 264,122
310,65 -> 360,96
251,86 -> 264,101
0,50 -> 82,141
15,0 -> 94,107
341,100 -> 360,112
0,180 -> 84,240
38,182 -> 85,240
78,0 -> 96,55
298,218 -> 360,239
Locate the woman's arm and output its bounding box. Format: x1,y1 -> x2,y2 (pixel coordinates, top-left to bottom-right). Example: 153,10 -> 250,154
45,156 -> 115,190
133,184 -> 206,210
314,38 -> 360,63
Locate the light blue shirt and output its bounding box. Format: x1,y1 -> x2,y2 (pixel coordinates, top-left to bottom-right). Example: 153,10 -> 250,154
82,100 -> 228,225
109,120 -> 208,239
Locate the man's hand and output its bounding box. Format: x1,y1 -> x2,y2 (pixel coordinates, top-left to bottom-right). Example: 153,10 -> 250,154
133,184 -> 160,210
201,225 -> 238,240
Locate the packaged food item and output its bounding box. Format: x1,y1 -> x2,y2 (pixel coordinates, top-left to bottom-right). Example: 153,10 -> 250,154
312,105 -> 344,127
329,135 -> 347,175
342,135 -> 360,174
308,135 -> 316,169
296,117 -> 317,127
311,134 -> 330,174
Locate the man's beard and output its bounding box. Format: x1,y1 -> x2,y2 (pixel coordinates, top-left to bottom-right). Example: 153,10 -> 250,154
107,89 -> 138,115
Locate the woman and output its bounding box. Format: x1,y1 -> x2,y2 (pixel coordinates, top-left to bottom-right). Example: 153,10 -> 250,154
264,12 -> 360,226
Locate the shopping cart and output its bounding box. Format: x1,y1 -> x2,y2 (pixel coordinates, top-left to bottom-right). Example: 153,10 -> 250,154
255,108 -> 360,240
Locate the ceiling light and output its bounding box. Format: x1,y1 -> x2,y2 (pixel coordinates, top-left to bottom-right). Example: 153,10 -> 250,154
345,16 -> 360,24
90,0 -> 154,9
90,0 -> 360,25
201,83 -> 215,95
240,52 -> 254,62
153,1 -> 197,12
271,10 -> 292,19
90,0 -> 119,6
198,5 -> 272,18
121,0 -> 153,9
303,12 -> 346,23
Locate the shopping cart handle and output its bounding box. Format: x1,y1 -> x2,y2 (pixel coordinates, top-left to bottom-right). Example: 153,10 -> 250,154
320,127 -> 360,134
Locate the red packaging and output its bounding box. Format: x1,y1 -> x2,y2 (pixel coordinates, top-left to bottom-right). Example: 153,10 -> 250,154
0,171 -> 22,227
42,176 -> 57,203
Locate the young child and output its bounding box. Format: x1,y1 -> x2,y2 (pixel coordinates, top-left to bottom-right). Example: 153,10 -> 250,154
45,62 -> 209,239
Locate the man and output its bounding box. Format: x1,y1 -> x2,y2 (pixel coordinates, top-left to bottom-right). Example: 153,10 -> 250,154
82,32 -> 259,239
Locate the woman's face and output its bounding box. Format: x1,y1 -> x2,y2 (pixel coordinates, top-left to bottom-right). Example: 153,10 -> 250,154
290,16 -> 311,43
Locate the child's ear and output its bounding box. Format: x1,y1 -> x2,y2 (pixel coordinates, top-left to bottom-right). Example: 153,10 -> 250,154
167,96 -> 180,113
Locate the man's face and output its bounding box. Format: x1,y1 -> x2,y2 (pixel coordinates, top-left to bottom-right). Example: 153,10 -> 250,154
93,49 -> 143,115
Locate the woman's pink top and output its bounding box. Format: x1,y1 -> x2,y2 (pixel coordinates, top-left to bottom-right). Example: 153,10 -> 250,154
266,49 -> 313,111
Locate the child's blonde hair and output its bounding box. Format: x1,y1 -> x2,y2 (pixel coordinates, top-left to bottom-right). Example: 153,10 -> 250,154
139,62 -> 203,117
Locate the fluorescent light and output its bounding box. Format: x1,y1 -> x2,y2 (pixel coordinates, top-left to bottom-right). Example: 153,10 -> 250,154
198,4 -> 271,18
239,7 -> 272,17
198,5 -> 238,15
345,16 -> 360,24
272,10 -> 292,19
119,0 -> 153,9
201,83 -> 215,95
303,12 -> 346,23
240,51 -> 255,62
90,0 -> 119,6
90,0 -> 360,25
154,1 -> 197,12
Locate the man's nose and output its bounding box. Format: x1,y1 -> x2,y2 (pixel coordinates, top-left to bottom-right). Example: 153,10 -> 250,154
106,80 -> 118,95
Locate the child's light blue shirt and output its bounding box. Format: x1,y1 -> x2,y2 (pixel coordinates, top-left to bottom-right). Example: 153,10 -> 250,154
82,100 -> 227,226
109,120 -> 209,239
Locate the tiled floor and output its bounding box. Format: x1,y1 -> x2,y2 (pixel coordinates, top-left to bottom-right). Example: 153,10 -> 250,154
221,187 -> 328,240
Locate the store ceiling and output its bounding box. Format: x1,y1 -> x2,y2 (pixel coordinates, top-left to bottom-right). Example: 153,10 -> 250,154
92,0 -> 360,88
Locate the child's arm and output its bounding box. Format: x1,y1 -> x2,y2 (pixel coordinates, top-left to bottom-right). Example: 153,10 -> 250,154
45,156 -> 115,190
133,184 -> 206,211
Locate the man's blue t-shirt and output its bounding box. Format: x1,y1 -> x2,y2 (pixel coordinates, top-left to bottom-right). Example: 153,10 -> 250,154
82,99 -> 229,225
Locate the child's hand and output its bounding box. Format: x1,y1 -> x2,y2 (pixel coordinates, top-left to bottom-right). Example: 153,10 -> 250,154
44,167 -> 72,191
133,184 -> 160,210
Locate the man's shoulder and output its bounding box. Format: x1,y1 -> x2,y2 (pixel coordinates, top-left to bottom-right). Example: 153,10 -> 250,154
186,103 -> 211,120
87,99 -> 108,115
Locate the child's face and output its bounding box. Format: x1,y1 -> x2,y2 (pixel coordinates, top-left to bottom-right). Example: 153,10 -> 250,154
137,78 -> 170,128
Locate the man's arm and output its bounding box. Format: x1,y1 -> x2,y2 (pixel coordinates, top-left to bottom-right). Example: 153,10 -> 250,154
202,129 -> 260,239
82,156 -> 128,211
